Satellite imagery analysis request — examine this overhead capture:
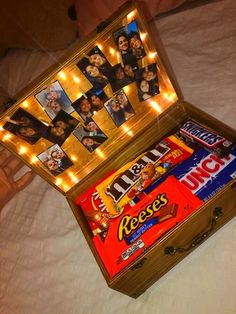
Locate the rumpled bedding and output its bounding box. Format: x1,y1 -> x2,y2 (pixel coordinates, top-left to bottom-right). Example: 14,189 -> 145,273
0,1 -> 235,313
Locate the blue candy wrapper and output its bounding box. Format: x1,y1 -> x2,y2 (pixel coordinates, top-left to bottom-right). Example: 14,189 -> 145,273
170,147 -> 236,201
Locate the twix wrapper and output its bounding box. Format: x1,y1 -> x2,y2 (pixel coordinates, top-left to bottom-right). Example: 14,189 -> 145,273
96,135 -> 193,217
178,120 -> 234,157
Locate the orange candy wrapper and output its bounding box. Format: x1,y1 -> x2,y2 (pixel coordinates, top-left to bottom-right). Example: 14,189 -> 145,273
96,135 -> 193,217
93,175 -> 203,278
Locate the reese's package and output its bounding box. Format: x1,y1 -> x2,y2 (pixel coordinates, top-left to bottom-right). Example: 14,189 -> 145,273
96,135 -> 193,217
93,175 -> 203,278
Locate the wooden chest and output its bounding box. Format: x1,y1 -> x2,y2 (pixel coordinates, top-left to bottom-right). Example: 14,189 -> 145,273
0,2 -> 235,298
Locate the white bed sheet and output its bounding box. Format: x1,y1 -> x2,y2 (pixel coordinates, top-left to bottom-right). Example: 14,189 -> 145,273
0,1 -> 236,313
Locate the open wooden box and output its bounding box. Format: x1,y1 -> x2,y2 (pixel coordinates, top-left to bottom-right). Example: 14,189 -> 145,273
0,2 -> 235,298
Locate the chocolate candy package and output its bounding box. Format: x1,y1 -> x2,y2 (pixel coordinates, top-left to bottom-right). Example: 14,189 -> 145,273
96,135 -> 193,217
93,175 -> 203,278
177,119 -> 234,157
170,147 -> 236,201
75,170 -> 115,237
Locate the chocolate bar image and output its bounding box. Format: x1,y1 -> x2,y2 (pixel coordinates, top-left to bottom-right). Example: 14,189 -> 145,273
179,120 -> 234,157
158,203 -> 178,222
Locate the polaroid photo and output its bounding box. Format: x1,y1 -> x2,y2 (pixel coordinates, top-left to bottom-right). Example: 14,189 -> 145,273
113,20 -> 145,67
73,117 -> 108,153
35,80 -> 74,119
77,45 -> 114,90
3,108 -> 47,144
37,144 -> 73,176
72,96 -> 94,121
86,88 -> 108,112
43,110 -> 79,146
110,63 -> 134,93
136,63 -> 160,101
104,90 -> 135,127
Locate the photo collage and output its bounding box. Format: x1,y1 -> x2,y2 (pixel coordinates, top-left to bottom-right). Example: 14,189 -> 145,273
3,19 -> 160,177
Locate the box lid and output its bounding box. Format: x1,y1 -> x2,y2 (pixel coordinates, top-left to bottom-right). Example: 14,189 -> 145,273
0,2 -> 181,197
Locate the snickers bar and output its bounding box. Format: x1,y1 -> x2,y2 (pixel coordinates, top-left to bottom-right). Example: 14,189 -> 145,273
178,120 -> 234,157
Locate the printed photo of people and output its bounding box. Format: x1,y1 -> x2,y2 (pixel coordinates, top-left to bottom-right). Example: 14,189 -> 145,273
136,63 -> 160,101
44,110 -> 79,146
72,96 -> 94,121
113,20 -> 146,67
35,81 -> 74,119
77,46 -> 114,90
73,117 -> 107,153
86,88 -> 108,112
104,90 -> 135,127
110,63 -> 134,92
37,144 -> 73,176
3,108 -> 47,144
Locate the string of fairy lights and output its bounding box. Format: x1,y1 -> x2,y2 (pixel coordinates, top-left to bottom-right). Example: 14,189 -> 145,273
0,9 -> 177,193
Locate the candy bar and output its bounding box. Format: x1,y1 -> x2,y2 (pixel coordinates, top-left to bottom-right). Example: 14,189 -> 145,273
96,135 -> 193,217
178,120 -> 234,157
75,170 -> 115,236
93,175 -> 203,278
170,147 -> 236,201
159,203 -> 178,222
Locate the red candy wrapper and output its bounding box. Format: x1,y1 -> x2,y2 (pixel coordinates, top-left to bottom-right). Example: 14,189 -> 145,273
96,135 -> 193,217
94,175 -> 203,278
75,170 -> 115,237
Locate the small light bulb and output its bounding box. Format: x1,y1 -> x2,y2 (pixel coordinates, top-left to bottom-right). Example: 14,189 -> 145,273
31,156 -> 38,164
62,183 -> 70,191
109,47 -> 115,56
97,43 -> 103,50
19,146 -> 27,155
70,155 -> 77,162
68,172 -> 79,183
58,71 -> 66,80
96,149 -> 105,159
140,32 -> 147,41
123,85 -> 130,93
72,75 -> 80,83
22,100 -> 28,108
2,133 -> 12,141
122,125 -> 133,136
56,178 -> 62,186
149,52 -> 157,60
127,11 -> 135,21
150,101 -> 162,113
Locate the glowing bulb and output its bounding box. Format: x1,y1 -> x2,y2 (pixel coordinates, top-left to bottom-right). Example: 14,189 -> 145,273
58,71 -> 66,80
163,92 -> 176,102
2,133 -> 12,141
148,52 -> 157,60
122,125 -> 133,136
96,149 -> 105,159
77,93 -> 83,99
109,47 -> 115,56
70,155 -> 77,162
150,101 -> 162,113
56,178 -> 62,186
0,124 -> 3,131
72,75 -> 80,83
68,172 -> 79,184
63,183 -> 70,191
19,146 -> 27,155
140,32 -> 147,41
127,11 -> 135,21
22,100 -> 28,108
31,156 -> 38,164
123,85 -> 130,93
97,43 -> 103,50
